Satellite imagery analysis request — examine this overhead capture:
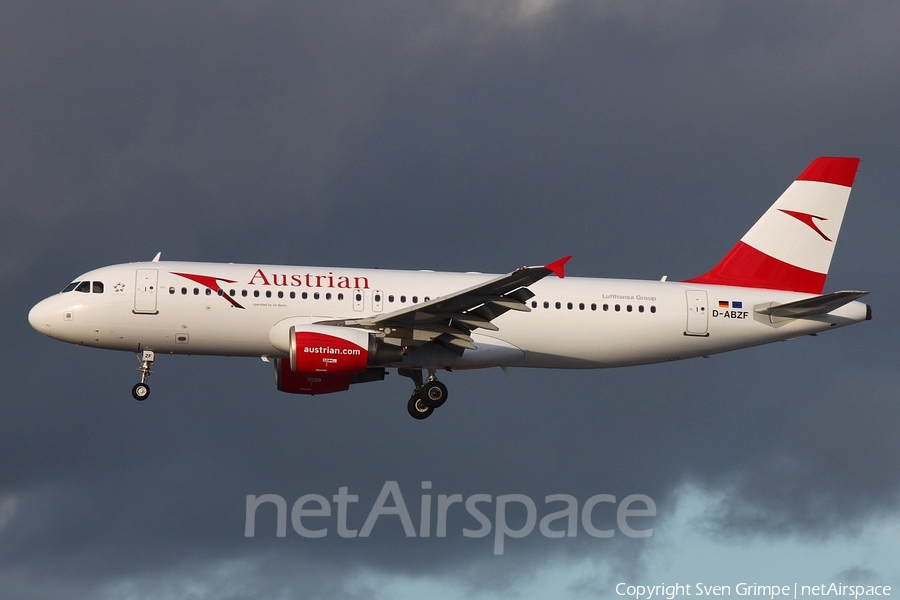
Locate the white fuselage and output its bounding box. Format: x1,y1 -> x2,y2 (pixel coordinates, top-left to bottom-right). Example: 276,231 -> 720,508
28,261 -> 870,370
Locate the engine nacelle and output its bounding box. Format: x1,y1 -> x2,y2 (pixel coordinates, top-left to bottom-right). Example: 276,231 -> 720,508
287,324 -> 403,376
273,324 -> 400,395
291,324 -> 370,375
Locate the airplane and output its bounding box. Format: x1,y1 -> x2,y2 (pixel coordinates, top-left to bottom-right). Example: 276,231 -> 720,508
28,157 -> 871,419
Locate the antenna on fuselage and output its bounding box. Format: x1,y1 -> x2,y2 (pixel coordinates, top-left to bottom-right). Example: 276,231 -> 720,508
152,252 -> 161,262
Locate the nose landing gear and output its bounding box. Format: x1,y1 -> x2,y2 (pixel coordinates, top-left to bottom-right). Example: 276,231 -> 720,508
131,350 -> 155,401
400,368 -> 449,420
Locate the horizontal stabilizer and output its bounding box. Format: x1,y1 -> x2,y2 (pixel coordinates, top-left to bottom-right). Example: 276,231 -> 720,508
755,290 -> 868,318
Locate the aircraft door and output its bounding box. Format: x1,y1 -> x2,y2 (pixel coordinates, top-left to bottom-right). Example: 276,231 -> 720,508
134,269 -> 159,314
684,290 -> 708,336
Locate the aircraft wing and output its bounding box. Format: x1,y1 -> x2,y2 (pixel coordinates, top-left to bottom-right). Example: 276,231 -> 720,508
755,290 -> 869,318
319,256 -> 571,351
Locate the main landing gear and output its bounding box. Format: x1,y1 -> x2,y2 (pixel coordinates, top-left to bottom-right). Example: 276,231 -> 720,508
131,350 -> 155,401
400,368 -> 449,420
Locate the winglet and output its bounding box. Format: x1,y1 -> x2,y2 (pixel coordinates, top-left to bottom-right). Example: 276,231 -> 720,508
544,255 -> 572,278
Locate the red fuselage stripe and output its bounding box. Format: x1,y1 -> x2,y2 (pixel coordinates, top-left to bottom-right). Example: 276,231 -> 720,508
684,241 -> 826,294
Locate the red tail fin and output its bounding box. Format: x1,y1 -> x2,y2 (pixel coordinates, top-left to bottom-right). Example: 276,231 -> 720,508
685,157 -> 859,293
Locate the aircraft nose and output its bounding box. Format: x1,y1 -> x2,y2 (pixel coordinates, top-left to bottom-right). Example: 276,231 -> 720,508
28,298 -> 53,336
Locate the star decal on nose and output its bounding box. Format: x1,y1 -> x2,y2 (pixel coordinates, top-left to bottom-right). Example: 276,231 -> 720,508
114,282 -> 126,292
779,209 -> 832,241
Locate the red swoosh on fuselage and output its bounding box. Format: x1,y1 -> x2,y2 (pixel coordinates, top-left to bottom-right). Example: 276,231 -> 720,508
171,272 -> 245,309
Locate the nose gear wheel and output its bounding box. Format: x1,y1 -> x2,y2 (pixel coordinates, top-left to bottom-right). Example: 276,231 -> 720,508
132,350 -> 155,401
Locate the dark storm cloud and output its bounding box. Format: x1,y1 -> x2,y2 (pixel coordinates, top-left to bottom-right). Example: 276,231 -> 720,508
699,365 -> 900,535
3,1 -> 900,598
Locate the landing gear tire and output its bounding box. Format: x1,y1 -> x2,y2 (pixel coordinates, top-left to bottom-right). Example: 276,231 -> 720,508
133,350 -> 155,402
407,394 -> 434,420
132,383 -> 150,401
421,380 -> 448,409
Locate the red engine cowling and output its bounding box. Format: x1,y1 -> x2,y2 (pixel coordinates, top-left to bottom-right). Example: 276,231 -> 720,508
275,358 -> 353,394
274,358 -> 387,395
290,325 -> 370,375
274,325 -> 398,395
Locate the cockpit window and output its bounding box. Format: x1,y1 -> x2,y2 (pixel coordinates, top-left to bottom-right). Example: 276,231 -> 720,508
75,281 -> 91,293
92,281 -> 104,294
62,282 -> 79,293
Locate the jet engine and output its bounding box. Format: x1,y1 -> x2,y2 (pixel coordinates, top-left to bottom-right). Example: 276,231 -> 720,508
274,324 -> 401,395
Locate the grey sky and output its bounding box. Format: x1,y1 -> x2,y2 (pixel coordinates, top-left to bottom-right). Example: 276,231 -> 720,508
2,1 -> 899,598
